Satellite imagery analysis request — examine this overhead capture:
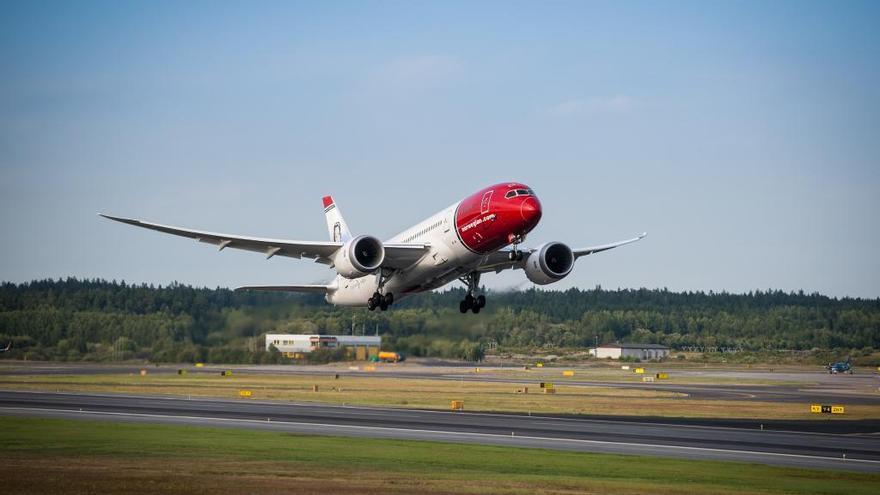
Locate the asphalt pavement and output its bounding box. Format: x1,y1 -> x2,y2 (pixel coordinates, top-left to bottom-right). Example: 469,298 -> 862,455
1,390 -> 878,473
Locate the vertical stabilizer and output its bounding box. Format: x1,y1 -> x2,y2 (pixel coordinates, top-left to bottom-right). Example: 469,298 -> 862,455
322,196 -> 352,242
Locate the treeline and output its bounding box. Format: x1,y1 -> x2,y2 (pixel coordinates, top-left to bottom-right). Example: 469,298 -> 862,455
0,278 -> 878,364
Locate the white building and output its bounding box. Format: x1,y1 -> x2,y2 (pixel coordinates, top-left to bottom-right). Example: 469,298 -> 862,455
266,334 -> 381,360
590,343 -> 670,360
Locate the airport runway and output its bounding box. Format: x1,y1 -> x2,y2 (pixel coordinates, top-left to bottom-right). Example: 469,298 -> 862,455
5,361 -> 879,405
1,390 -> 879,473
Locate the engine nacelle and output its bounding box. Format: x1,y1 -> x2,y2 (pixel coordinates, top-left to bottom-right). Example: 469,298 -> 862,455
524,242 -> 574,285
334,235 -> 385,279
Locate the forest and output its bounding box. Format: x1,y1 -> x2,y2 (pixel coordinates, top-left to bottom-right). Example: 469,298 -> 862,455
1,278 -> 878,364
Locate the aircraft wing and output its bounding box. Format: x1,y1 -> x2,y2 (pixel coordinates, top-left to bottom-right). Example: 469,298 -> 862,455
382,243 -> 431,269
475,252 -> 525,274
572,232 -> 647,259
235,285 -> 331,293
99,213 -> 430,269
476,232 -> 647,274
100,214 -> 341,264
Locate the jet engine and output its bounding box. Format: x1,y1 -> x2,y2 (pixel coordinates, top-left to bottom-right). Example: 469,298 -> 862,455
524,242 -> 574,285
334,235 -> 385,279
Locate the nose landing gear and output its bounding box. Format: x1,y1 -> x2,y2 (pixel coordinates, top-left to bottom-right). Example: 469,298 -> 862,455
508,234 -> 525,261
458,272 -> 486,314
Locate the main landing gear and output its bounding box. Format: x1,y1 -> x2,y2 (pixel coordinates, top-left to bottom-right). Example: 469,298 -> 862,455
368,291 -> 393,311
367,270 -> 394,311
459,272 -> 486,314
459,293 -> 486,314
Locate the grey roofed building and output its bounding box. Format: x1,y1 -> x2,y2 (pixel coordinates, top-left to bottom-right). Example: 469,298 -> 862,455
591,342 -> 670,360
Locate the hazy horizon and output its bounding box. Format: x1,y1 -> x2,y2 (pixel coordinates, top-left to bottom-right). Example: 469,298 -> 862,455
2,1 -> 878,298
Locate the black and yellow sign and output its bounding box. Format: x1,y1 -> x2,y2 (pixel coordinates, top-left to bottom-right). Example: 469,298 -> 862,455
810,404 -> 844,414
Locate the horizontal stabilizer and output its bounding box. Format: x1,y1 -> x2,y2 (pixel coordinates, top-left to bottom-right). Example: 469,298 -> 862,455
235,285 -> 331,294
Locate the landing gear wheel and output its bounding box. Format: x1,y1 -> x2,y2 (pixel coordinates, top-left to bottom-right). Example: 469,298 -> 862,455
458,271 -> 483,315
368,292 -> 383,311
380,301 -> 389,311
383,293 -> 394,306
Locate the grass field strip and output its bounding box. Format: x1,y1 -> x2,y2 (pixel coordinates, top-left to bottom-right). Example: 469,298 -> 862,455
2,405 -> 878,472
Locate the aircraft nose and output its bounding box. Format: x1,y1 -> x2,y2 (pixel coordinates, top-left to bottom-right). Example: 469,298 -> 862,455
520,196 -> 542,226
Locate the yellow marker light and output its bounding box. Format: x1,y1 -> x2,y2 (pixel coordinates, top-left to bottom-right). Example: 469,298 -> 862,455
563,371 -> 574,377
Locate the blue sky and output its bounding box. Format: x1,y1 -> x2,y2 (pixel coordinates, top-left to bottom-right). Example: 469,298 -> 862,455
1,1 -> 878,297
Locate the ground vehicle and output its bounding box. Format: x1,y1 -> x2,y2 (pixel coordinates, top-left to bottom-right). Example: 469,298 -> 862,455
826,359 -> 853,374
378,351 -> 405,363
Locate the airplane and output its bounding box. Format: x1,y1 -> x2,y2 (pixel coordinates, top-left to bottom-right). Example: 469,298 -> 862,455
826,358 -> 853,374
0,342 -> 10,353
100,182 -> 645,313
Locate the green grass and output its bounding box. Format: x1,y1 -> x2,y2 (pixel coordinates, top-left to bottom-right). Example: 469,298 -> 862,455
0,416 -> 878,494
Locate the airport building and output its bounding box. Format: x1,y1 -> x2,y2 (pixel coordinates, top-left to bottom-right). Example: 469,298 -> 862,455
591,343 -> 670,360
266,334 -> 381,360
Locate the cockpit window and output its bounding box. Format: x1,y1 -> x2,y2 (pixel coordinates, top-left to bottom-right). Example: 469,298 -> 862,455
506,188 -> 533,198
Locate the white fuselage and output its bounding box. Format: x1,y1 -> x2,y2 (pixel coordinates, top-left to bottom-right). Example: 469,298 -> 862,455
326,202 -> 482,306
